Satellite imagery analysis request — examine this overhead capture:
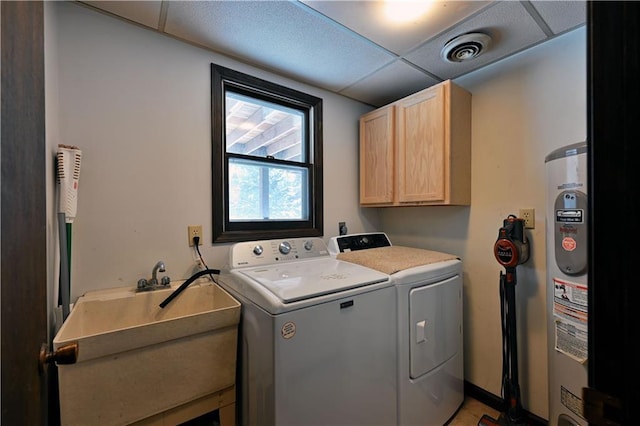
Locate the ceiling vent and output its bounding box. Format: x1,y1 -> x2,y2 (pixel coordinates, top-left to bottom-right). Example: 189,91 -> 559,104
441,32 -> 492,63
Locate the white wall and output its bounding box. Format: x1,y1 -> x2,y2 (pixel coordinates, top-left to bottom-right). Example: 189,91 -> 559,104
47,2 -> 380,305
381,27 -> 586,419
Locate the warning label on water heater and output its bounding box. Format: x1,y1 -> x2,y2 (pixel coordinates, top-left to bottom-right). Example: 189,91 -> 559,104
561,386 -> 586,420
553,277 -> 588,363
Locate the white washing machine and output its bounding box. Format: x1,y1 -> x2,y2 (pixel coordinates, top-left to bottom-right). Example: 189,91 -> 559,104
217,237 -> 397,426
328,233 -> 464,426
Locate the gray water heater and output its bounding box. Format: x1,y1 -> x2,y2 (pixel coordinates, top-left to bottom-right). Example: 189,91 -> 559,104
545,142 -> 588,426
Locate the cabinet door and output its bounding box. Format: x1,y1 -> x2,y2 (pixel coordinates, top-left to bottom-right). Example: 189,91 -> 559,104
396,84 -> 446,203
359,105 -> 394,204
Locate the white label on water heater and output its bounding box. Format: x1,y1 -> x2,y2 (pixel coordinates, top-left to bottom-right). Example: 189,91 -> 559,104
556,209 -> 584,223
553,277 -> 588,363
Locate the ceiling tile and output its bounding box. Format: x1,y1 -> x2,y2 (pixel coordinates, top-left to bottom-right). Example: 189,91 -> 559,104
530,1 -> 586,35
77,0 -> 586,106
81,1 -> 162,29
340,60 -> 440,107
301,0 -> 494,55
164,0 -> 396,92
404,1 -> 548,80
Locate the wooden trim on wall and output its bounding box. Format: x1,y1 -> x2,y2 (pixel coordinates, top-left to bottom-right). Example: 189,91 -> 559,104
1,1 -> 48,424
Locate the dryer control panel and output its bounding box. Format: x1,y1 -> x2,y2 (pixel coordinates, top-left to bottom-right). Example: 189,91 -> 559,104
328,232 -> 391,255
229,237 -> 329,268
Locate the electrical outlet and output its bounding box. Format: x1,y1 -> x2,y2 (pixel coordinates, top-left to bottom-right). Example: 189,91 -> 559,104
188,225 -> 203,246
519,208 -> 535,229
339,221 -> 348,236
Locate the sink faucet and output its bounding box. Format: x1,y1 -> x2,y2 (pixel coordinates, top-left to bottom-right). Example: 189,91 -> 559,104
137,261 -> 171,291
150,261 -> 165,285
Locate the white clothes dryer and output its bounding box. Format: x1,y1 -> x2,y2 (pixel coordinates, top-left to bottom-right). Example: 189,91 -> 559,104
329,233 -> 464,426
218,237 -> 397,426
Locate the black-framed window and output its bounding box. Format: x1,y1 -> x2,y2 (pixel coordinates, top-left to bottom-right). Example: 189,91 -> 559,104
211,64 -> 323,243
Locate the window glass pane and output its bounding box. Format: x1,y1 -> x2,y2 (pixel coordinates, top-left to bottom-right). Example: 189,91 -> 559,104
212,63 -> 322,242
226,91 -> 305,162
228,157 -> 308,221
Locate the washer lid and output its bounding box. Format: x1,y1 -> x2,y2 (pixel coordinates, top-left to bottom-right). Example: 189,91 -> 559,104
237,258 -> 389,303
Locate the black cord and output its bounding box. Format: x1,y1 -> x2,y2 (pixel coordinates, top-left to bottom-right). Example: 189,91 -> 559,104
193,236 -> 218,283
159,268 -> 220,308
499,271 -> 506,401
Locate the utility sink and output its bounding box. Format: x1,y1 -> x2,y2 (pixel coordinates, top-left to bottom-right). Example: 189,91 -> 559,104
54,280 -> 240,426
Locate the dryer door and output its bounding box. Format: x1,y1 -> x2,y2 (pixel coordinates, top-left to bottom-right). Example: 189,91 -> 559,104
409,275 -> 462,379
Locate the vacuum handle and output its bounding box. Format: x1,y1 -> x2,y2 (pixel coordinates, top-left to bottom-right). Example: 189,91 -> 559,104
494,215 -> 530,268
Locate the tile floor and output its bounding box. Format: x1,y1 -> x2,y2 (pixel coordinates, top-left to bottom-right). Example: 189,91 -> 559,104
183,395 -> 501,426
447,396 -> 502,426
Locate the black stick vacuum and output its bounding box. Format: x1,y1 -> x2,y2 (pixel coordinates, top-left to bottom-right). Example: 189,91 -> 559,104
479,215 -> 530,426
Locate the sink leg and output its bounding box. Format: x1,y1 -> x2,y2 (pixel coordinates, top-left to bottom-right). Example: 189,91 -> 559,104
219,403 -> 236,426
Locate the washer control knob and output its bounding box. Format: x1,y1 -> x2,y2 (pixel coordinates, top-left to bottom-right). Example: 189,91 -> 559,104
279,241 -> 292,255
304,240 -> 314,251
253,245 -> 264,256
360,236 -> 369,246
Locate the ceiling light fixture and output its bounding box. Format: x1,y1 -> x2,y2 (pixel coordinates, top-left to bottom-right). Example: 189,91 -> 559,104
383,0 -> 432,23
441,32 -> 492,63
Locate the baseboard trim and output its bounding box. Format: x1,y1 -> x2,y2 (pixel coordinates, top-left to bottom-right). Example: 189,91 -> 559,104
464,381 -> 548,426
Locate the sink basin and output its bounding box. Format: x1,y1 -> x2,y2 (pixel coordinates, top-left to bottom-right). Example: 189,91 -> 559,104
54,280 -> 240,426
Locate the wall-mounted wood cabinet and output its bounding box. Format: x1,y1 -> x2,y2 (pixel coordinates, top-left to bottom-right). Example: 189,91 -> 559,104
359,80 -> 471,207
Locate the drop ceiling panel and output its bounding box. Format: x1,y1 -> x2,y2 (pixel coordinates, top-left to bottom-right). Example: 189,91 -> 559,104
530,1 -> 586,35
405,1 -> 548,80
76,0 -> 586,106
301,0 -> 494,55
82,1 -> 162,30
164,0 -> 396,92
340,60 -> 440,107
